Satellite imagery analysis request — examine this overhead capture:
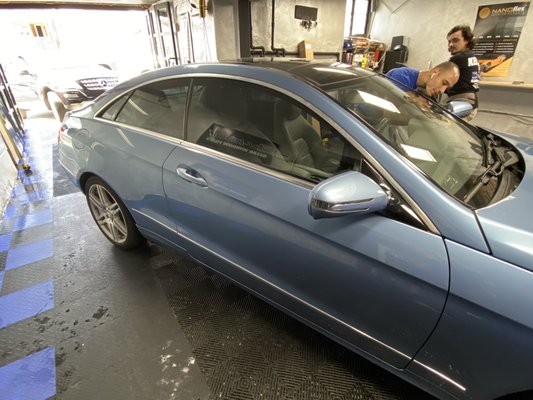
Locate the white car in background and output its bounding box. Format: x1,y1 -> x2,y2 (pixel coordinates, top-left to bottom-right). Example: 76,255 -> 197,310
3,54 -> 119,121
38,63 -> 119,121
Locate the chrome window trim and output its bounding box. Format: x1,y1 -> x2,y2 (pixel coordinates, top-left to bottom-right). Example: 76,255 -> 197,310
176,140 -> 318,188
94,119 -> 184,146
93,72 -> 439,234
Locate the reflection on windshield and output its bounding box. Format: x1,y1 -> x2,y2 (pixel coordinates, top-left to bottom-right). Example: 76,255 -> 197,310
327,74 -> 487,205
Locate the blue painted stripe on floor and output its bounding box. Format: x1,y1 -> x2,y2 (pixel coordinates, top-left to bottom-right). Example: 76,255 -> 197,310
17,170 -> 30,179
0,233 -> 12,252
5,239 -> 53,271
13,182 -> 51,195
0,280 -> 54,329
0,346 -> 56,400
12,209 -> 53,232
12,184 -> 29,197
0,272 -> 3,292
12,191 -> 52,205
20,174 -> 44,185
2,206 -> 18,220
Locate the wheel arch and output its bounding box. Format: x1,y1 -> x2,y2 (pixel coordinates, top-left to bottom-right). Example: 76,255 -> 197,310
79,172 -> 103,195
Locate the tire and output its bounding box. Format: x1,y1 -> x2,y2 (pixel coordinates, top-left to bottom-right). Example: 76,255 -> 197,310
47,91 -> 67,121
84,176 -> 145,250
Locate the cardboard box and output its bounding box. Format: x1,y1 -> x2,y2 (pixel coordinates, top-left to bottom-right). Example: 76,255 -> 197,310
298,40 -> 314,59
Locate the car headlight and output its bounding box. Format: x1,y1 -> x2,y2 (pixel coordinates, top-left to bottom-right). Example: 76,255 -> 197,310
62,91 -> 85,100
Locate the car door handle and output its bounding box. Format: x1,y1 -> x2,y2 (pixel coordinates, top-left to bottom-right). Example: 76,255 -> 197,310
176,166 -> 208,187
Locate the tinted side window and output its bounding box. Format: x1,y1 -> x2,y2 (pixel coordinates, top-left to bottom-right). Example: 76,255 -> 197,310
113,79 -> 189,139
186,78 -> 361,184
100,95 -> 130,121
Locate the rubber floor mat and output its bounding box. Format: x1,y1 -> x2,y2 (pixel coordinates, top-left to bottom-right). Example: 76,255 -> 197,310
154,248 -> 435,400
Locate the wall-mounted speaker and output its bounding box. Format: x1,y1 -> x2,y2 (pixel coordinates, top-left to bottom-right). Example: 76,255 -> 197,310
391,35 -> 405,49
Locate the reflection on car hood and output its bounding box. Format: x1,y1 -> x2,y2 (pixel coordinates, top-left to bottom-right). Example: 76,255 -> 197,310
476,131 -> 533,271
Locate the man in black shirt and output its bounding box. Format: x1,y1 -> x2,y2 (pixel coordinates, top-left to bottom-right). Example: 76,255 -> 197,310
446,25 -> 480,121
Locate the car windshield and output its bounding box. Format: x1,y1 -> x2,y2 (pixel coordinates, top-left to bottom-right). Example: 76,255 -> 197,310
326,72 -> 486,203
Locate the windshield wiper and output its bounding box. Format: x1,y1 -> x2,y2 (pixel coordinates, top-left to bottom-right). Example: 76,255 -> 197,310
463,137 -> 518,203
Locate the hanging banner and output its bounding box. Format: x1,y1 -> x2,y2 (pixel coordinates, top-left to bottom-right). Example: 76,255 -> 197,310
473,2 -> 530,77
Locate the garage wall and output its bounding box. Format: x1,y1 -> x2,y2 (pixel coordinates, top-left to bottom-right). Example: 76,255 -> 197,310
251,0 -> 345,56
213,0 -> 346,60
369,0 -> 532,84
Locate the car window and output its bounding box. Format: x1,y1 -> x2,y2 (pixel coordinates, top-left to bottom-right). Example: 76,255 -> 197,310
328,73 -> 492,205
186,78 -> 361,184
102,78 -> 190,139
100,95 -> 130,121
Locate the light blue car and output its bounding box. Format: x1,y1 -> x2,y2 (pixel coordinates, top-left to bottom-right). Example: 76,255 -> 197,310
58,60 -> 533,400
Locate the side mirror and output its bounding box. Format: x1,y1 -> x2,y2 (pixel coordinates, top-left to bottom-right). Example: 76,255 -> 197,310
448,101 -> 473,118
308,171 -> 389,219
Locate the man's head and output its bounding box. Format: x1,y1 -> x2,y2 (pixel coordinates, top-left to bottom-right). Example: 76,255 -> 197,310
424,61 -> 460,97
447,25 -> 475,54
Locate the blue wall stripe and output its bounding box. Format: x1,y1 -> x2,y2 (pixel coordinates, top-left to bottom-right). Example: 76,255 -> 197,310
0,272 -> 3,292
0,280 -> 54,329
5,239 -> 53,271
0,346 -> 56,400
12,209 -> 53,232
0,233 -> 12,252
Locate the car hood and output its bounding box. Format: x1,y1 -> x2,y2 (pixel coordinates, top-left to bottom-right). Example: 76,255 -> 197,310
476,130 -> 533,271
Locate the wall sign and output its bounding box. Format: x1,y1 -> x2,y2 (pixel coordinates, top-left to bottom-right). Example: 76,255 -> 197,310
473,2 -> 530,77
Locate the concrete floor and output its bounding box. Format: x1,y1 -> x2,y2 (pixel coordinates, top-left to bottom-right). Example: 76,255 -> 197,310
0,104 -> 438,399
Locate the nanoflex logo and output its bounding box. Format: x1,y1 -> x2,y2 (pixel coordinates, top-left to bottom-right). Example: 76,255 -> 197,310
491,5 -> 528,16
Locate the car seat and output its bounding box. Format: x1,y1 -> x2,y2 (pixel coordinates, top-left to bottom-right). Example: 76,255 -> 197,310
273,100 -> 327,168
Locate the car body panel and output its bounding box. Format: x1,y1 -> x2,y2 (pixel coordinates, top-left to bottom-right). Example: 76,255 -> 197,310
162,143 -> 449,368
61,117 -> 184,249
476,133 -> 533,270
410,240 -> 533,400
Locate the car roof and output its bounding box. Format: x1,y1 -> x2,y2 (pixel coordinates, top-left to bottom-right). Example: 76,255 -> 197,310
134,59 -> 377,93
234,58 -> 376,90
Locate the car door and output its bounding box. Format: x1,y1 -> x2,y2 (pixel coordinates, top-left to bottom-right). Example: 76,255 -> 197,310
162,77 -> 449,368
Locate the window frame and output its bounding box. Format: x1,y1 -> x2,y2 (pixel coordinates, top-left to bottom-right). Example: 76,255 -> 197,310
184,76 -> 363,186
344,0 -> 372,37
96,77 -> 192,141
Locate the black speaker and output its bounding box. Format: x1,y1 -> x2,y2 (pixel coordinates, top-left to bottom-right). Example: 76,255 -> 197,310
383,49 -> 409,73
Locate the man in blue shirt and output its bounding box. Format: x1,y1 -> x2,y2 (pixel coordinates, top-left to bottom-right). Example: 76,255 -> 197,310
386,61 -> 459,98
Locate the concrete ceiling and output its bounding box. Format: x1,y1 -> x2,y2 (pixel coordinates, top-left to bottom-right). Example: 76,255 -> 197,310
0,0 -> 160,9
